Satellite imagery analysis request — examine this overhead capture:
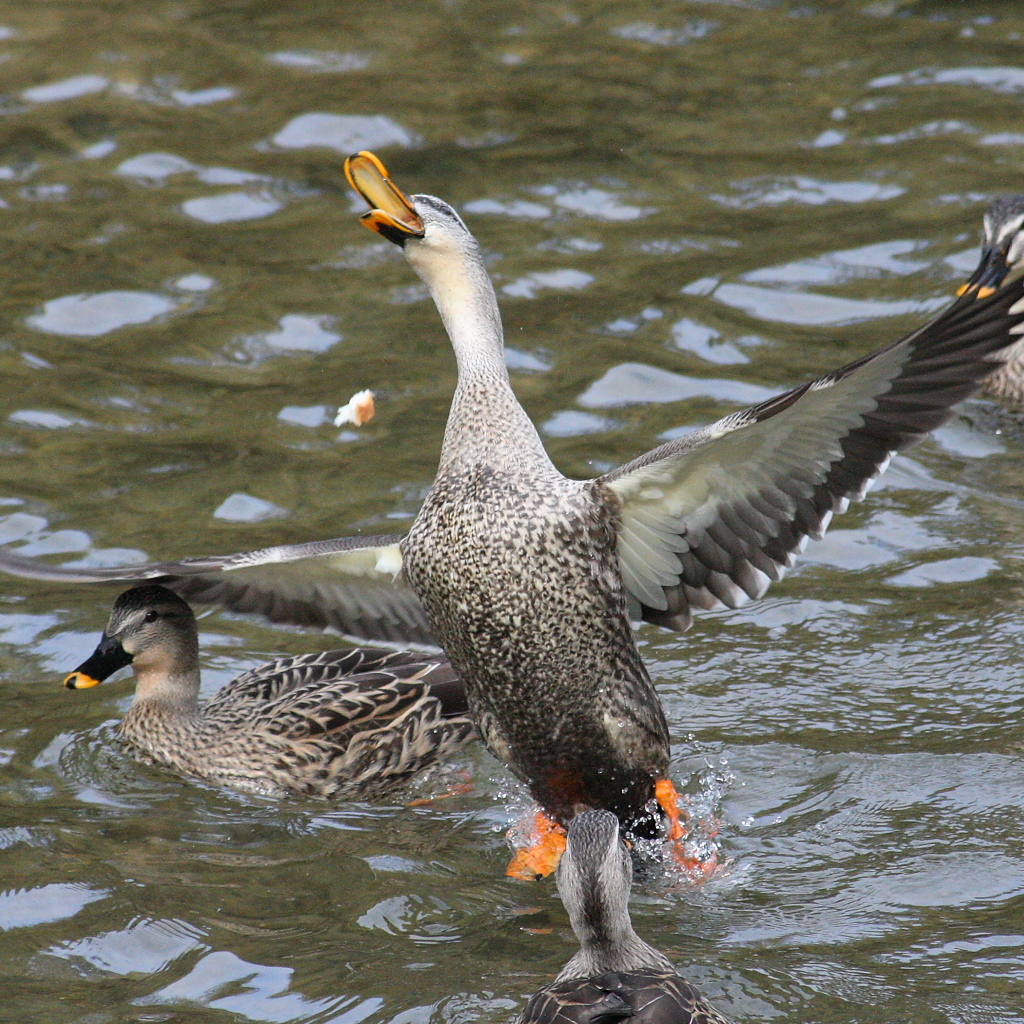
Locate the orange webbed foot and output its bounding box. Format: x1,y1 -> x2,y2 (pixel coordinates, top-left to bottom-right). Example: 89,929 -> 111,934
655,778 -> 721,878
654,778 -> 688,841
507,810 -> 567,881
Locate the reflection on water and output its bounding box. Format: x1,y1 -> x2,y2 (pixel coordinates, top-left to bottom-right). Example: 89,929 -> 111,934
2,1 -> 1024,1022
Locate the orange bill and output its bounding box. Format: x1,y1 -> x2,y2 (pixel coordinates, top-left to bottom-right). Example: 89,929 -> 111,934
63,632 -> 133,690
956,244 -> 1013,300
64,671 -> 101,689
344,151 -> 425,241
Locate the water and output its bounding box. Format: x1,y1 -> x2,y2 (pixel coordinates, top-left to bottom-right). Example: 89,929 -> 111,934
1,0 -> 1024,1020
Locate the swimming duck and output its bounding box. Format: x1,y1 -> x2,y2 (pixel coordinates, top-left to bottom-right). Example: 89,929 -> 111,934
6,164 -> 1024,873
970,195 -> 1024,407
65,584 -> 474,798
519,810 -> 733,1024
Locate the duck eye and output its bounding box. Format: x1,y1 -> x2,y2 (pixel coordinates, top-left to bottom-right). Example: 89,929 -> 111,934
144,610 -> 159,623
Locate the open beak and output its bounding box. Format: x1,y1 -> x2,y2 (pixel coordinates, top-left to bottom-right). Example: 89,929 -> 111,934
64,633 -> 133,689
344,151 -> 425,246
957,244 -> 1011,300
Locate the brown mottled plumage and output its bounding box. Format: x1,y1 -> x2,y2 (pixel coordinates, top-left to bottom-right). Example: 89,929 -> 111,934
64,585 -> 474,798
520,811 -> 733,1024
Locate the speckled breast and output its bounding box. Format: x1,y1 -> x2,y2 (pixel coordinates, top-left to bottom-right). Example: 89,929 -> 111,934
401,462 -> 670,827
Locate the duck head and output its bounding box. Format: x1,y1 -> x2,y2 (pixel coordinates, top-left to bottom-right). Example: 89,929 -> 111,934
959,195 -> 1024,299
64,585 -> 199,701
344,150 -> 504,375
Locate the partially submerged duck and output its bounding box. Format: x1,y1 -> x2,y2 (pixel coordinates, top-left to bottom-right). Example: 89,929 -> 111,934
973,195 -> 1024,407
65,585 -> 474,798
520,810 -> 733,1024
7,165 -> 1024,876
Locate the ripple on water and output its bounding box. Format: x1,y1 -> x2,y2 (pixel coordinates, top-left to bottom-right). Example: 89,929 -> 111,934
610,21 -> 717,46
266,50 -> 371,73
669,318 -> 750,365
213,493 -> 288,524
577,362 -> 777,408
182,191 -> 283,224
703,282 -> 948,327
533,184 -> 655,221
357,893 -> 461,942
61,547 -> 148,569
138,950 -> 378,1021
870,66 -> 1024,94
173,273 -> 216,292
869,119 -> 976,147
21,74 -> 108,103
502,268 -> 594,298
504,348 -> 551,371
542,410 -> 617,437
278,405 -> 330,428
743,240 -> 931,288
0,883 -> 108,931
48,917 -> 206,975
26,291 -> 178,337
462,197 -> 552,219
886,556 -> 999,588
7,410 -> 88,430
271,113 -> 419,152
115,80 -> 236,108
711,175 -> 905,208
117,152 -> 197,182
801,509 -> 944,572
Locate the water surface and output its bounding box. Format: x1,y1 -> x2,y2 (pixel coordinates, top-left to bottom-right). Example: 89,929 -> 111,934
2,1 -> 1024,1021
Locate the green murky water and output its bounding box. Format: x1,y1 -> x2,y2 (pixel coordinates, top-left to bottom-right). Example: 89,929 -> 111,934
2,1 -> 1024,1020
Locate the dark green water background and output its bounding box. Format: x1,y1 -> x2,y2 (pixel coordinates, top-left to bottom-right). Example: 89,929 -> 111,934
2,1 -> 1024,1021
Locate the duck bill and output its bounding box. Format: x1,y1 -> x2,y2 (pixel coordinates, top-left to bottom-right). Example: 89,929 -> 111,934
344,150 -> 425,245
64,633 -> 133,689
957,245 -> 1010,299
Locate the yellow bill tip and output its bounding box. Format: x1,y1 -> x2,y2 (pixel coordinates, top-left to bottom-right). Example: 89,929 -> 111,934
64,672 -> 100,690
957,283 -> 976,297
977,285 -> 997,298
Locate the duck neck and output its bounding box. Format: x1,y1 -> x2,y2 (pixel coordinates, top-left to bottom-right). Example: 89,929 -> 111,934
406,237 -> 553,474
559,890 -> 673,980
124,644 -> 203,728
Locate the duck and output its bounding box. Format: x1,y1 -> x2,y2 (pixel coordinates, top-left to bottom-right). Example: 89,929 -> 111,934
6,161 -> 1024,875
970,195 -> 1024,407
519,810 -> 734,1024
64,584 -> 474,799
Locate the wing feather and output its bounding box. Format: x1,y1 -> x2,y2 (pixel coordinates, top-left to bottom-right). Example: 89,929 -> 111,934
603,260 -> 1024,629
0,536 -> 438,647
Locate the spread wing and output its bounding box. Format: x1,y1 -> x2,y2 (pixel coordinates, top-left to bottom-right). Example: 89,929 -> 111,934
0,536 -> 437,647
602,263 -> 1024,631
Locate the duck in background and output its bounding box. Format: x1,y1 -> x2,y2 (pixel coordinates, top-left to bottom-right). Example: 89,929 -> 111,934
64,585 -> 474,799
968,195 -> 1024,407
519,810 -> 734,1024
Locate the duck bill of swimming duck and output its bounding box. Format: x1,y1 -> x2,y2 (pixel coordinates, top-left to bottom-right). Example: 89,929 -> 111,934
957,244 -> 1012,299
64,633 -> 133,689
344,150 -> 425,245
